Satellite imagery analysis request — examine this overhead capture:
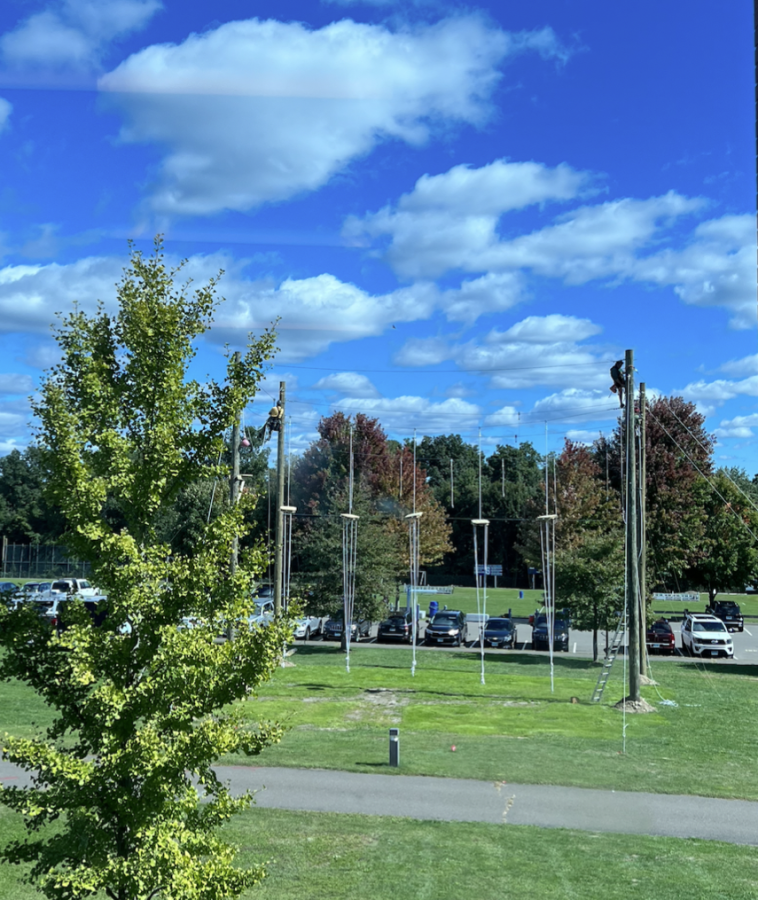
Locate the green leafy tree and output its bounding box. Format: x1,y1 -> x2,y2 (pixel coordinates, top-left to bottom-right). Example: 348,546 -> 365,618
292,413 -> 452,608
685,471 -> 758,602
521,440 -> 623,660
0,447 -> 66,544
0,240 -> 289,900
599,396 -> 712,589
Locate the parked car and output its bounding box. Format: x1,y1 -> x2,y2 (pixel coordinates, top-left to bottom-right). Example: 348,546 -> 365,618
483,611 -> 518,648
0,581 -> 17,598
377,611 -> 415,643
681,612 -> 734,658
322,612 -> 371,642
704,599 -> 744,632
646,617 -> 676,654
46,578 -> 98,598
531,610 -> 570,651
292,614 -> 322,640
253,584 -> 274,600
424,610 -> 467,647
50,597 -> 108,632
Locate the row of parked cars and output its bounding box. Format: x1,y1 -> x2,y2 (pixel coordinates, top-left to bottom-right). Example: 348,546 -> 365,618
646,601 -> 743,659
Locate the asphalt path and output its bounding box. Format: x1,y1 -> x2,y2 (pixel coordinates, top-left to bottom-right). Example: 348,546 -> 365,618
3,762 -> 756,845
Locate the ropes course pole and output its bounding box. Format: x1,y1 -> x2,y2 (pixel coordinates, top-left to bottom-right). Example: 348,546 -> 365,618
405,512 -> 423,678
538,514 -> 557,694
341,513 -> 359,674
280,505 -> 296,667
472,519 -> 489,686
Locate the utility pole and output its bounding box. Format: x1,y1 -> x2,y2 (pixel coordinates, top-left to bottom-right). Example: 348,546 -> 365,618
273,381 -> 286,618
625,349 -> 641,702
638,382 -> 648,678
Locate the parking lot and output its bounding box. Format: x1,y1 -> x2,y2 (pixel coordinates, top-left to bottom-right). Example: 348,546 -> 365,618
307,617 -> 758,663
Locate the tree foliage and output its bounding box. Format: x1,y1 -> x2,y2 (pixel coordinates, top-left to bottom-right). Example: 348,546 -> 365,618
685,470 -> 758,602
292,414 -> 452,614
0,240 -> 288,900
0,447 -> 66,544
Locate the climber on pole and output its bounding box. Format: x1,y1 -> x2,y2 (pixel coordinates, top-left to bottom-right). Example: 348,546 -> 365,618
609,359 -> 625,408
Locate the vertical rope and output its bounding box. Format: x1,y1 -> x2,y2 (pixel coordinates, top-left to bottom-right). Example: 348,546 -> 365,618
348,423 -> 354,515
478,427 -> 483,520
412,428 -> 417,514
450,458 -> 454,508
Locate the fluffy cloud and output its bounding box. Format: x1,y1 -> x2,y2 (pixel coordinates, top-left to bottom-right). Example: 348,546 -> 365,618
0,253 -> 440,360
0,374 -> 34,394
630,215 -> 757,329
0,98 -> 11,133
678,373 -> 758,416
394,314 -> 612,391
528,389 -> 622,424
97,18 -> 570,216
312,372 -> 380,398
345,159 -> 590,279
0,0 -> 161,69
714,413 -> 758,440
332,395 -> 481,435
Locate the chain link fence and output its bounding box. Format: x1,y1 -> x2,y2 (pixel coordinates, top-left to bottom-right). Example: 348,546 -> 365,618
0,540 -> 90,579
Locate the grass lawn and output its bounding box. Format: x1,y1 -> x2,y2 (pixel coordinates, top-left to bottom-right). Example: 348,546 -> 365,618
1,804 -> 756,900
217,645 -> 758,800
2,643 -> 757,801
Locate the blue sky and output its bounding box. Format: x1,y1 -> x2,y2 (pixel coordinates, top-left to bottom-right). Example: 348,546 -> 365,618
0,0 -> 755,467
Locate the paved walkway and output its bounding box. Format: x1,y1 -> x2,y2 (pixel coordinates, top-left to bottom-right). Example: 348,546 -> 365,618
3,763 -> 757,845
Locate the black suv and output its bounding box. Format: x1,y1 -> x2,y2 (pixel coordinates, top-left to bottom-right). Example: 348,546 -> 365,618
704,599 -> 744,632
483,611 -> 518,649
377,612 -> 414,643
323,613 -> 371,642
425,610 -> 466,646
531,610 -> 570,651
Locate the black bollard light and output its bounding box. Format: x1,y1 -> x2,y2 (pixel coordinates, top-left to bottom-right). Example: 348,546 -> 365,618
389,727 -> 399,767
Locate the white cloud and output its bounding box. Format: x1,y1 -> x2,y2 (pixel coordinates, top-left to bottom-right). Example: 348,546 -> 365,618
565,429 -> 602,444
528,389 -> 622,424
715,413 -> 758,440
0,439 -> 24,456
440,272 -> 524,323
630,214 -> 757,329
678,374 -> 758,416
0,98 -> 11,133
345,158 -> 590,279
333,395 -> 481,435
0,410 -> 26,437
312,373 -> 380,398
0,0 -> 161,69
0,253 -> 441,360
97,18 -> 568,216
484,405 -> 521,428
348,163 -> 755,328
720,353 -> 758,378
395,314 -> 612,391
0,374 -> 34,394
212,274 -> 438,361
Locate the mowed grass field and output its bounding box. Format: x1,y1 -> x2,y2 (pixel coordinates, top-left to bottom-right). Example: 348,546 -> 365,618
3,644 -> 756,800
1,804 -> 757,900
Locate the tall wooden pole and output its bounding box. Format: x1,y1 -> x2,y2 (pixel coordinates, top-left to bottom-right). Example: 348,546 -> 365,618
273,381 -> 286,618
638,382 -> 648,677
625,350 -> 641,702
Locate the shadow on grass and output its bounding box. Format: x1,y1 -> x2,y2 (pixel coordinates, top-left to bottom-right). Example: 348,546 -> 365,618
669,661 -> 758,679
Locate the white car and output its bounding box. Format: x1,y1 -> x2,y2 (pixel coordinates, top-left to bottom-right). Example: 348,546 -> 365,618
681,613 -> 734,659
292,615 -> 322,640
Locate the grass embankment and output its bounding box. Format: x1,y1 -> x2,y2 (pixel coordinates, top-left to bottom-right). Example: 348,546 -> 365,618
1,804 -> 756,900
2,643 -> 757,800
434,586 -> 758,618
